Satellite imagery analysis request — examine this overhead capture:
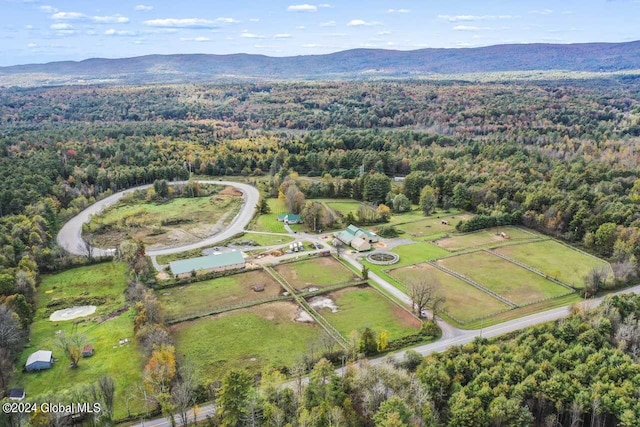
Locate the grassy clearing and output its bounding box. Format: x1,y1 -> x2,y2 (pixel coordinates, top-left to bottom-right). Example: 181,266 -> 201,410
494,240 -> 611,289
389,263 -> 510,322
86,193 -> 243,248
13,263 -> 145,419
318,286 -> 421,340
37,262 -> 128,315
238,232 -> 295,247
395,213 -> 472,238
461,293 -> 583,329
435,226 -> 539,251
274,257 -> 357,290
440,252 -> 570,305
157,270 -> 284,319
325,200 -> 364,217
387,209 -> 430,225
171,302 -> 329,382
390,242 -> 450,267
250,198 -> 291,233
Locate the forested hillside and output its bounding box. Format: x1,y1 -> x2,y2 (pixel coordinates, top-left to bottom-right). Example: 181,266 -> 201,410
1,79 -> 640,425
1,41 -> 640,86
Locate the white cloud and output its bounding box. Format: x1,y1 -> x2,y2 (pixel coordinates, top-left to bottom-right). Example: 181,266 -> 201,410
328,33 -> 347,37
143,18 -> 218,28
287,4 -> 317,12
240,31 -> 264,38
105,28 -> 136,36
347,19 -> 380,27
51,11 -> 86,20
93,15 -> 130,24
50,23 -> 73,30
27,42 -> 38,48
453,25 -> 493,31
529,9 -> 553,15
318,3 -> 333,7
296,25 -> 305,29
25,24 -> 34,29
320,20 -> 336,27
180,36 -> 211,42
438,15 -> 514,22
249,18 -> 260,22
216,17 -> 240,23
377,30 -> 391,35
303,43 -> 321,47
39,5 -> 58,13
135,5 -> 153,11
273,33 -> 292,38
387,9 -> 410,14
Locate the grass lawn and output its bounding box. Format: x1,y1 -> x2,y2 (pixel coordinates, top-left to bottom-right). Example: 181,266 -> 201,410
325,200 -> 364,217
12,263 -> 145,420
275,257 -> 357,290
494,240 -> 612,289
237,232 -> 295,247
390,242 -> 450,267
250,198 -> 291,233
171,302 -> 329,383
318,286 -> 421,340
158,270 -> 284,320
435,226 -> 540,251
439,252 -> 571,305
86,192 -> 242,248
389,263 -> 511,322
395,213 -> 472,238
37,262 -> 128,315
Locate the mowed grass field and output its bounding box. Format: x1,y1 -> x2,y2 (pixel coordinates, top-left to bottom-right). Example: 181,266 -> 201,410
435,226 -> 540,251
37,262 -> 128,315
317,286 -> 421,340
390,242 -> 450,267
396,213 -> 472,238
439,251 -> 570,305
493,240 -> 611,289
12,263 -> 146,419
389,263 -> 511,322
86,192 -> 243,248
325,200 -> 364,216
158,270 -> 283,319
274,257 -> 357,290
172,302 -> 329,381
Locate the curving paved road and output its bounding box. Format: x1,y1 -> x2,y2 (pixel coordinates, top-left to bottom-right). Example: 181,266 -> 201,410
56,180 -> 260,258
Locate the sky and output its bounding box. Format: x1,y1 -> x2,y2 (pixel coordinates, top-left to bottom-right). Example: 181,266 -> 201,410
1,0 -> 639,66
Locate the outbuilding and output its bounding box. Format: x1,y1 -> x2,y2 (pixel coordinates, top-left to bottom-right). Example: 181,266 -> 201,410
82,345 -> 94,357
351,236 -> 371,252
8,388 -> 25,400
169,252 -> 246,278
25,350 -> 53,372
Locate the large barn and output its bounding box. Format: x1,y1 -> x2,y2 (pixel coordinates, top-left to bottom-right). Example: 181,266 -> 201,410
334,224 -> 378,251
169,251 -> 246,278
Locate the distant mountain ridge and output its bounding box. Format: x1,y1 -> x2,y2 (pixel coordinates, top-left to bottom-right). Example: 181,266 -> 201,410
2,40 -> 640,86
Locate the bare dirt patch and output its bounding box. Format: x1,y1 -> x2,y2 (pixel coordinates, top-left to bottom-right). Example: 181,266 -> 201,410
219,186 -> 243,197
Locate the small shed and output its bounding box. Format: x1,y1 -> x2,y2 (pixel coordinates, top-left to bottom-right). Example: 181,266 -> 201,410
8,388 -> 25,400
25,350 -> 53,372
82,345 -> 94,357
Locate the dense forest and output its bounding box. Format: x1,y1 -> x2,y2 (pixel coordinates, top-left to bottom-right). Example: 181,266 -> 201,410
1,79 -> 640,425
